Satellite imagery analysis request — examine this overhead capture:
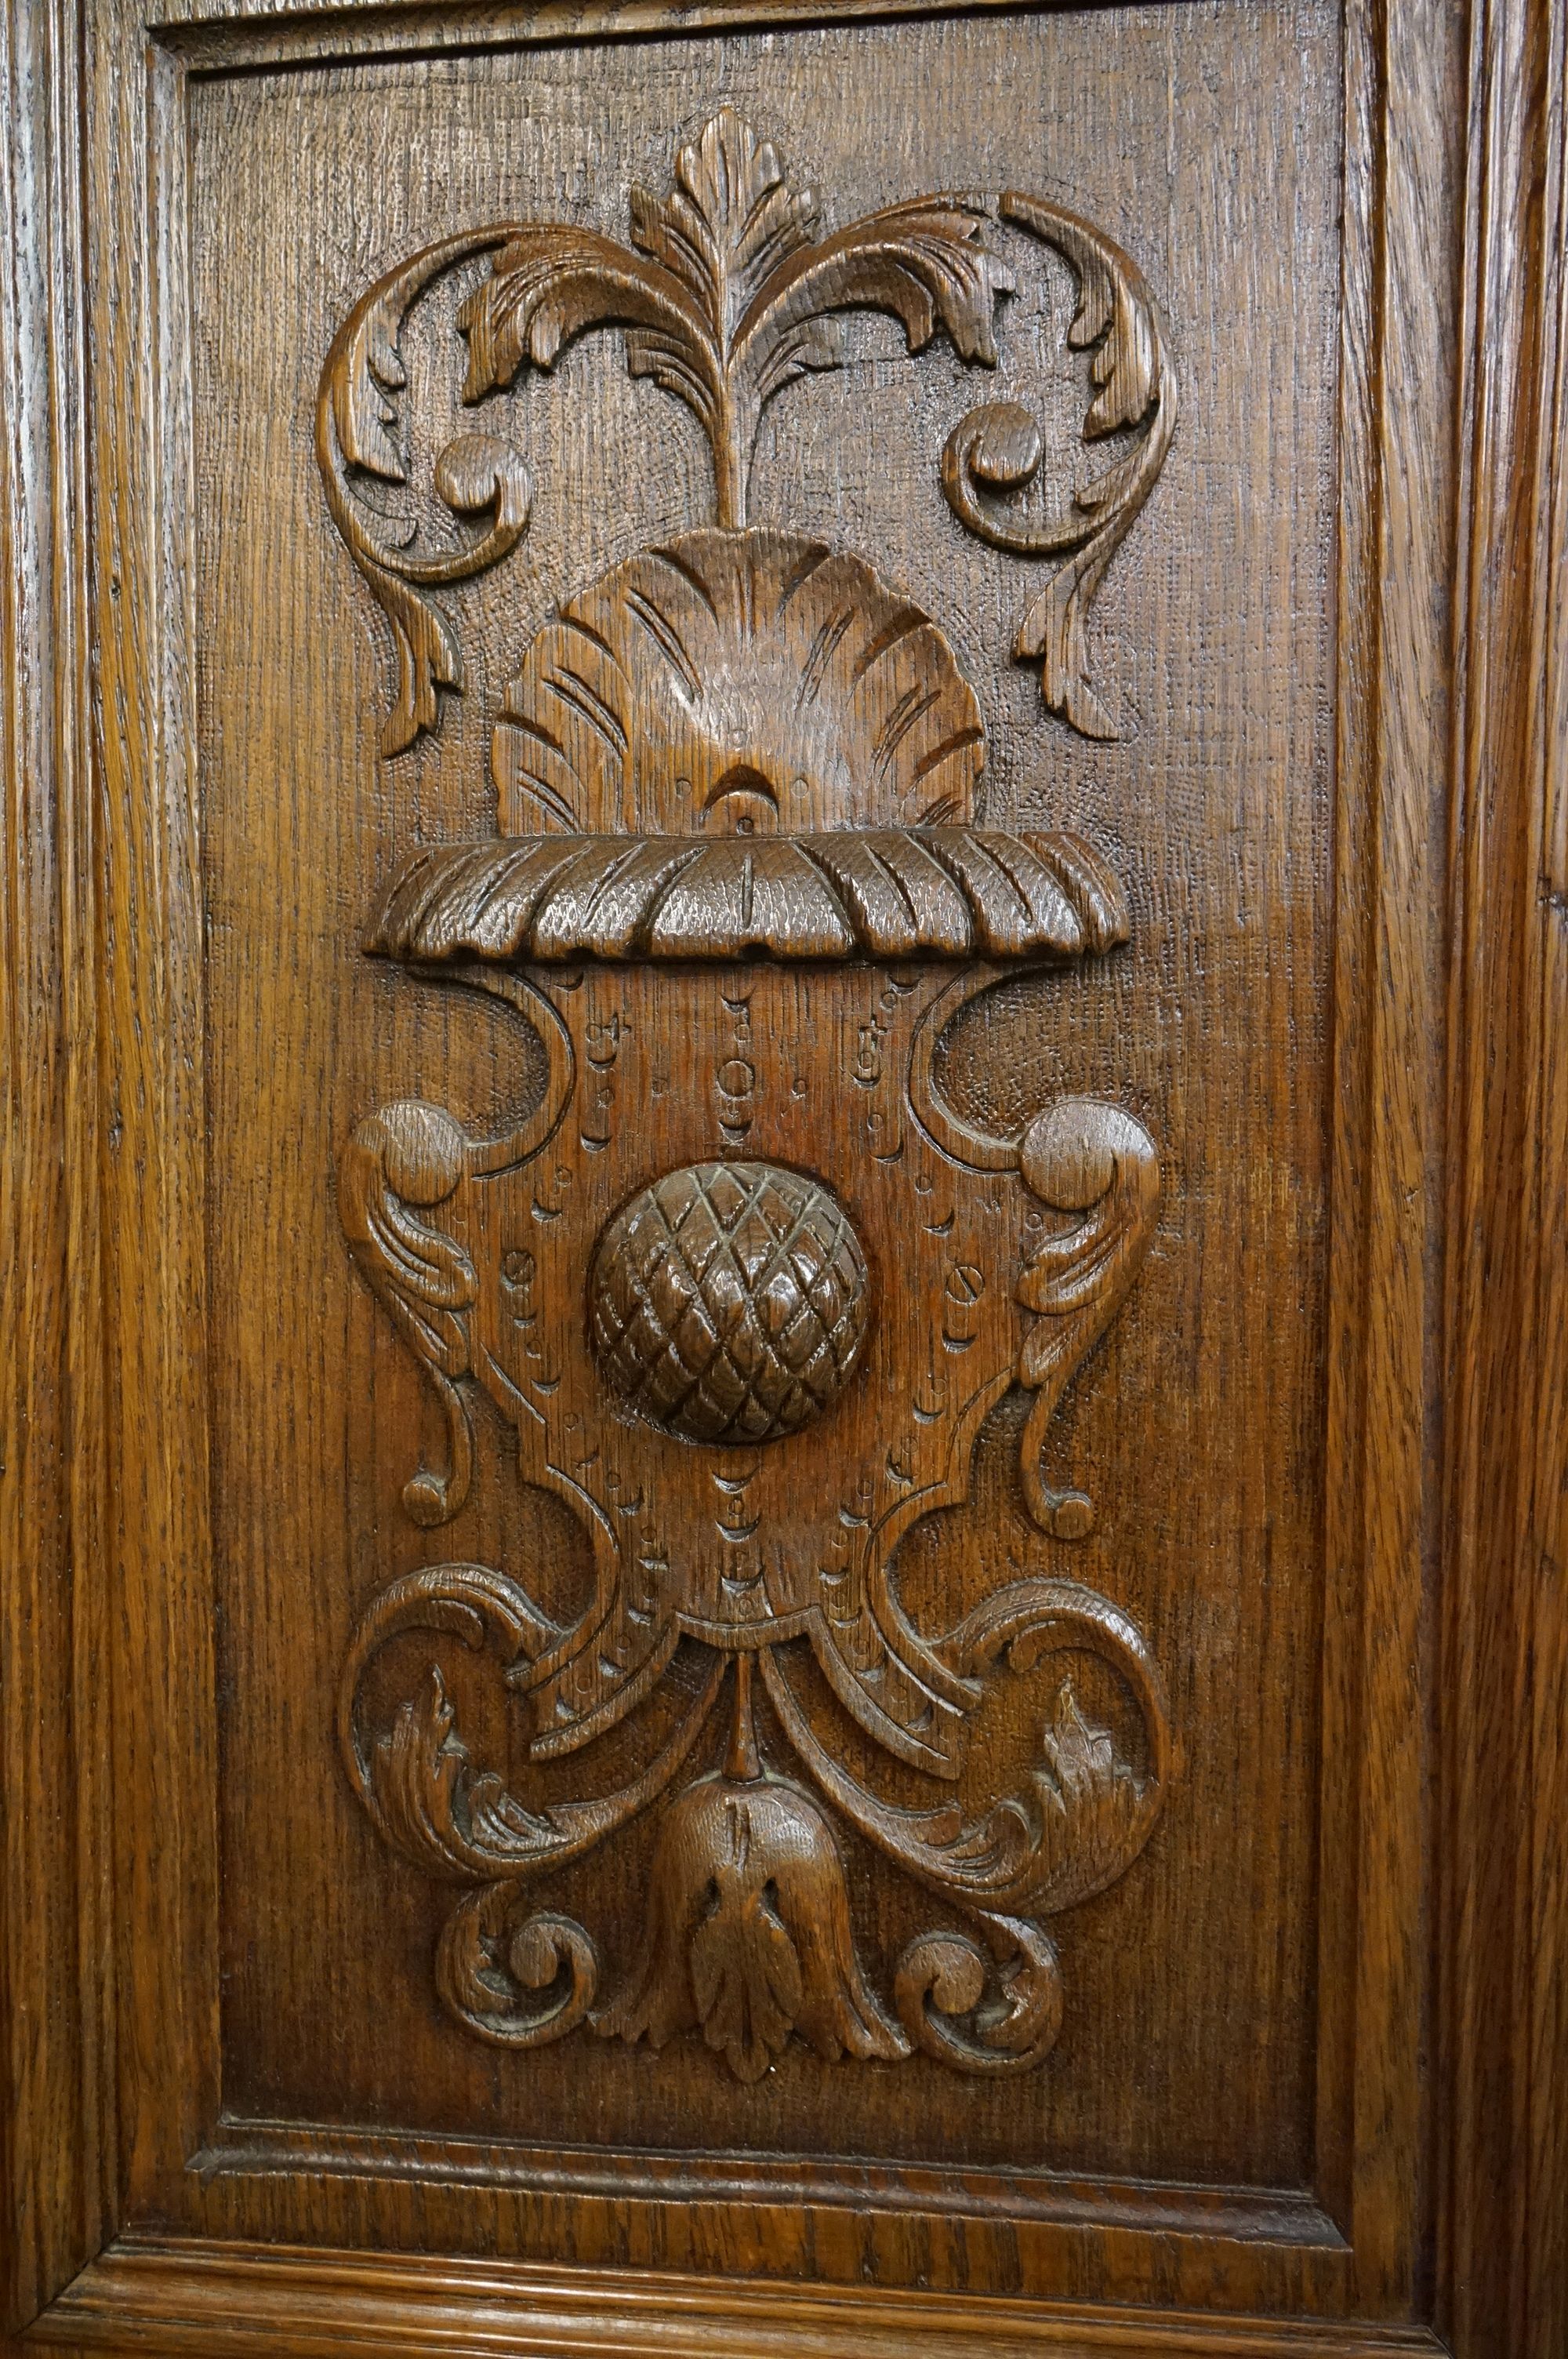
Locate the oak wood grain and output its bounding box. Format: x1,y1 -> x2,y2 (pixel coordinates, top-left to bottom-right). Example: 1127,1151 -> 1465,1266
0,0 -> 113,2335
187,5 -> 1338,2215
1,1 -> 1563,2354
31,2236 -> 1446,2359
1436,1 -> 1568,2354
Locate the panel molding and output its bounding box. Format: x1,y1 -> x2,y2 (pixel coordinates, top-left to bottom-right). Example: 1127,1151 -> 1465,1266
29,2237 -> 1444,2359
191,2118 -> 1347,2245
0,0 -> 1561,2353
0,0 -> 115,2337
1436,0 -> 1568,2354
142,16 -> 1434,2308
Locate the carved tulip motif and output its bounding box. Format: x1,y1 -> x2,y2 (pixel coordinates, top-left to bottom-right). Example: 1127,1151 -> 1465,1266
324,107 -> 1178,2083
600,1769 -> 907,2081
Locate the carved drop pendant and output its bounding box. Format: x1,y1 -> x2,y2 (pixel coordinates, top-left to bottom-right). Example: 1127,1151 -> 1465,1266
325,109 -> 1178,2081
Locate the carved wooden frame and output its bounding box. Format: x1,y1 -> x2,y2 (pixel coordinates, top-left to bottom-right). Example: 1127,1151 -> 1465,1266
0,1 -> 1563,2355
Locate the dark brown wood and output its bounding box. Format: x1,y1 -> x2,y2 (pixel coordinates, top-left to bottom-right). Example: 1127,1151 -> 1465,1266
0,0 -> 113,2339
1436,2 -> 1568,2354
31,2236 -> 1448,2359
1,2 -> 1563,2356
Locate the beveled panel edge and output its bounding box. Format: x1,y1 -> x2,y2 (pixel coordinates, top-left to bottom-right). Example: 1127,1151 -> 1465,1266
191,2119 -> 1348,2248
149,0 -> 1117,75
1314,0 -> 1466,2306
27,2237 -> 1446,2359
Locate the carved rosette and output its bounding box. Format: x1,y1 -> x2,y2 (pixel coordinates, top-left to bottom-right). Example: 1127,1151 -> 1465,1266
322,108 -> 1176,2081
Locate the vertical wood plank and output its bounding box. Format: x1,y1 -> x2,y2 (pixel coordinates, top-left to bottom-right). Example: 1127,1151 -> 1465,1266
0,0 -> 114,2336
82,16 -> 219,2220
1439,0 -> 1568,2351
1525,22 -> 1568,2344
1347,0 -> 1465,2311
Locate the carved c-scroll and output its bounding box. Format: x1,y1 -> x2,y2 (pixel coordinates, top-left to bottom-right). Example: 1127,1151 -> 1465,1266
762,1579 -> 1171,1921
942,192 -> 1178,740
337,967 -> 575,1523
894,1916 -> 1063,2076
437,1888 -> 601,2050
1015,1098 -> 1160,1538
909,973 -> 1161,1539
336,1561 -> 725,1883
338,1100 -> 477,1527
318,114 -> 1174,758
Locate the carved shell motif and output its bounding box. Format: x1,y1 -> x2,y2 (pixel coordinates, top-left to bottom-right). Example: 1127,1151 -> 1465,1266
492,525 -> 985,838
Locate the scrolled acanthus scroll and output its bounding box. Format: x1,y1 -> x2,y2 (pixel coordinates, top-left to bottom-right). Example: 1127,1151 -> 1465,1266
894,1917 -> 1063,2076
339,1564 -> 1168,2075
337,1559 -> 727,2048
317,114 -> 1173,758
337,970 -> 575,1525
942,192 -> 1178,740
760,1574 -> 1171,2075
909,975 -> 1161,1541
315,232 -> 532,755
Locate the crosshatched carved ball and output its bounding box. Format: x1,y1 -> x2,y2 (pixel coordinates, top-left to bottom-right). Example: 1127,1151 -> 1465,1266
588,1161 -> 872,1445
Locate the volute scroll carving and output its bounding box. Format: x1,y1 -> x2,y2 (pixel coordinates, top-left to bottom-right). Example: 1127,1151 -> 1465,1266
321,108 -> 1178,2083
941,192 -> 1178,740
318,109 -> 1175,758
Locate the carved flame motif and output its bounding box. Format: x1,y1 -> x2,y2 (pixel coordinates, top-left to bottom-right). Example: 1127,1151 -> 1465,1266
323,110 -> 1178,2083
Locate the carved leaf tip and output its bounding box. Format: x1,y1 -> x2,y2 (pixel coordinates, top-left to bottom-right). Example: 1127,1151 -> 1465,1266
333,304 -> 411,483
368,1665 -> 474,1876
632,106 -> 819,350
765,196 -> 1012,373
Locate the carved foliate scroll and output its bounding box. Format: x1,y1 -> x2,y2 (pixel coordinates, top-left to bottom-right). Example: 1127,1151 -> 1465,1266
321,111 -> 1176,2081
318,107 -> 1175,754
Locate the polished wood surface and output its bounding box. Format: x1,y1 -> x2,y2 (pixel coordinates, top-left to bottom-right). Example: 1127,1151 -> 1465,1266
201,14 -> 1327,2203
0,4 -> 1563,2357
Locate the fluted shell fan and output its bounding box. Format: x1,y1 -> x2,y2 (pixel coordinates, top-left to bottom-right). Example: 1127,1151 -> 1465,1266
492,525 -> 985,838
370,523 -> 1128,965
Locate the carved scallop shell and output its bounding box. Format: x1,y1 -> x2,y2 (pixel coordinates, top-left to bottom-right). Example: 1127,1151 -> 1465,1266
492,526 -> 985,837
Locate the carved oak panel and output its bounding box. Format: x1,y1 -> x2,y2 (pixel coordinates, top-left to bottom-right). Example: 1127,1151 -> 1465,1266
196,5 -> 1337,2192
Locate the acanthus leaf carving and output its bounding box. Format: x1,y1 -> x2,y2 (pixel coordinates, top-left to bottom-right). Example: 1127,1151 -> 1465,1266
626,105 -> 822,353
338,1560 -> 724,1884
338,1100 -> 479,1527
760,1576 -> 1170,1925
316,233 -> 532,754
318,113 -> 1173,756
459,110 -> 1010,533
320,106 -> 1178,2085
941,191 -> 1178,740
